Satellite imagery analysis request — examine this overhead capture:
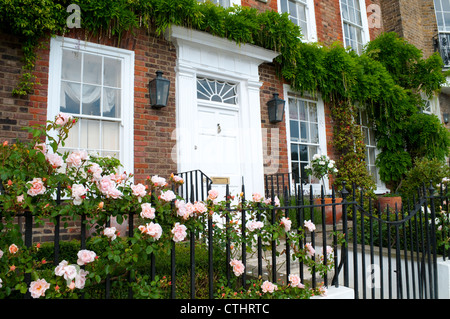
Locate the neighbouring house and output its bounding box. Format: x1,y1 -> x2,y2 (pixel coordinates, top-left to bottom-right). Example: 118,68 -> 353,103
0,0 -> 448,205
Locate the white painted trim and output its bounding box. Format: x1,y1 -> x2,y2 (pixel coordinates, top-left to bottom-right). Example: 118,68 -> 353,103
283,84 -> 329,195
277,0 -> 317,42
47,36 -> 134,174
168,26 -> 279,195
339,0 -> 371,53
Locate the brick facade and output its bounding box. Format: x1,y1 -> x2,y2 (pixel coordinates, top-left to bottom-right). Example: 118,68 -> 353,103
380,0 -> 437,58
2,0 -> 449,242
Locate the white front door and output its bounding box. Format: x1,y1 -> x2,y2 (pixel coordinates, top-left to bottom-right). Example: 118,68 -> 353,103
196,105 -> 242,201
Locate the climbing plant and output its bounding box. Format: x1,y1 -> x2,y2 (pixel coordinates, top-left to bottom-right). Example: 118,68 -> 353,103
0,0 -> 448,193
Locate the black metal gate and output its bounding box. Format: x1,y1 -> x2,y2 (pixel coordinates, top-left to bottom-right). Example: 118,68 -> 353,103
265,173 -> 444,299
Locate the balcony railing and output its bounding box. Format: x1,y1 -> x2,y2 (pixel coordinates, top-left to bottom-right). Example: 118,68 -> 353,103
434,32 -> 450,68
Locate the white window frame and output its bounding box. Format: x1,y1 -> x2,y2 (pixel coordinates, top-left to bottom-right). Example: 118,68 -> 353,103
434,0 -> 450,32
47,36 -> 135,174
356,109 -> 388,194
197,0 -> 241,8
278,0 -> 317,42
284,84 -> 327,194
339,0 -> 370,54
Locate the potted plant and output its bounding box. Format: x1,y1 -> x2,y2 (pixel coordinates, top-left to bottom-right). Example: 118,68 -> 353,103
305,154 -> 342,224
377,192 -> 402,213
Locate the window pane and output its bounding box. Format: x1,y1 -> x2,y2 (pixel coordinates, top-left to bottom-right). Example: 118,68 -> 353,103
60,82 -> 81,114
437,13 -> 444,30
292,162 -> 300,183
368,128 -> 376,146
103,87 -> 121,118
299,100 -> 307,120
289,0 -> 298,18
310,123 -> 319,144
83,53 -> 102,85
291,143 -> 299,161
308,145 -> 318,161
300,121 -> 308,142
62,49 -> 81,82
80,119 -> 100,151
443,0 -> 450,11
81,84 -> 101,116
102,121 -> 120,151
104,57 -> 121,88
290,120 -> 299,141
280,0 -> 288,13
65,120 -> 79,149
299,144 -> 308,161
309,102 -> 317,122
370,166 -> 378,184
435,0 -> 442,11
368,147 -> 376,165
444,12 -> 450,28
341,2 -> 349,20
289,99 -> 298,120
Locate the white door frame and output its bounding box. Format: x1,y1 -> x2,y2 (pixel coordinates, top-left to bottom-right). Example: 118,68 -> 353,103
167,26 -> 279,195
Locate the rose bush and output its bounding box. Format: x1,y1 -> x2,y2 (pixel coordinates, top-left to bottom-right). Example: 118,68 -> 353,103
0,115 -> 337,299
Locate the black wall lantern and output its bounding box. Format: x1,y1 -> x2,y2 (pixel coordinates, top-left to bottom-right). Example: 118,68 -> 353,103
267,93 -> 285,124
444,113 -> 449,124
149,70 -> 170,109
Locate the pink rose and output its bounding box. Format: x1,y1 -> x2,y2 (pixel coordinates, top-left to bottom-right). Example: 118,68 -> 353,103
171,174 -> 184,184
145,222 -> 163,240
88,163 -> 103,181
97,176 -> 122,199
261,280 -> 277,293
175,200 -> 195,220
140,203 -> 156,219
71,184 -> 87,205
193,201 -> 207,214
55,112 -> 71,126
247,220 -> 264,232
230,258 -> 245,277
54,260 -> 69,277
66,150 -> 88,167
27,178 -> 46,196
76,249 -> 96,266
151,175 -> 166,187
160,190 -> 176,202
305,243 -> 315,257
288,274 -> 304,288
75,269 -> 89,289
9,244 -> 18,254
16,195 -> 24,203
280,217 -> 292,232
252,192 -> 263,202
172,222 -> 187,243
108,186 -> 123,199
304,220 -> 316,232
28,279 -> 50,299
63,265 -> 78,281
131,183 -> 147,201
104,227 -> 117,241
208,189 -> 219,200
45,153 -> 63,168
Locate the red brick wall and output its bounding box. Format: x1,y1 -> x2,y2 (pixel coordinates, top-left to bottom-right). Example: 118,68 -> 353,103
259,63 -> 289,175
241,0 -> 277,12
0,29 -> 179,185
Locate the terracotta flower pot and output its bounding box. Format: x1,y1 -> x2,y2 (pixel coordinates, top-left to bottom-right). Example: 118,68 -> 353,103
378,196 -> 402,213
314,197 -> 343,225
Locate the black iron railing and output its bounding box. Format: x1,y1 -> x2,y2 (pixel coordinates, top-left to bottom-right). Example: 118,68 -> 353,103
0,173 -> 446,299
434,32 -> 450,68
